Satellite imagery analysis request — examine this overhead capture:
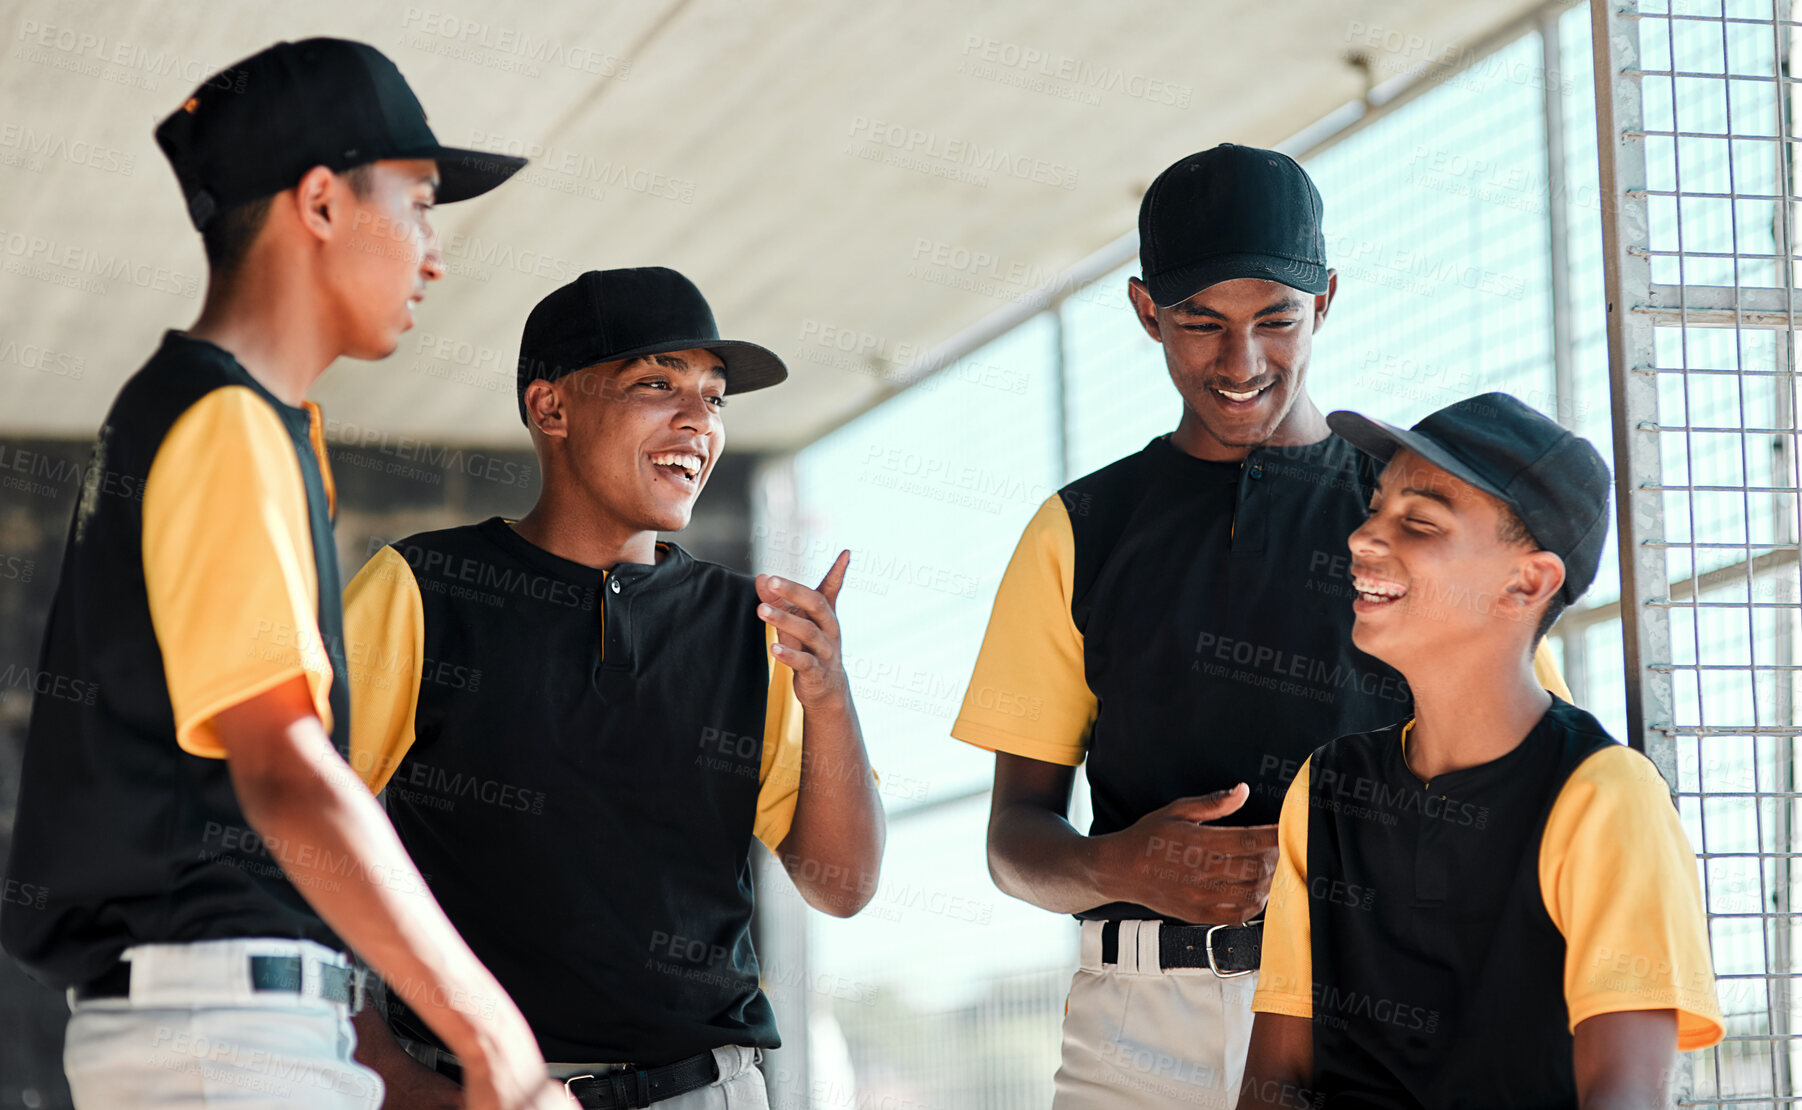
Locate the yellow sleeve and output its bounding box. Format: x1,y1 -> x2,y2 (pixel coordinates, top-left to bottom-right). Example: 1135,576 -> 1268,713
1252,757 -> 1314,1017
1540,744 -> 1724,1050
143,387 -> 334,758
754,621 -> 805,853
342,546 -> 426,794
950,495 -> 1095,766
1533,639 -> 1573,703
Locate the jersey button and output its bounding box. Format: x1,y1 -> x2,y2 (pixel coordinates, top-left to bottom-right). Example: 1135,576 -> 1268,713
609,579 -> 621,593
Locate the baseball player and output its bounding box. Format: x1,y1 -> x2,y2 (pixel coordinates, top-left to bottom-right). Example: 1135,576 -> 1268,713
951,145 -> 1569,1108
337,266 -> 886,1108
0,39 -> 568,1109
1240,394 -> 1722,1108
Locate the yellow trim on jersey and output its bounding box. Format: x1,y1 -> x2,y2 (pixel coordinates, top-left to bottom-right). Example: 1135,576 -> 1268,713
951,495 -> 1095,766
301,401 -> 336,519
143,386 -> 334,758
756,621 -> 806,854
342,545 -> 427,795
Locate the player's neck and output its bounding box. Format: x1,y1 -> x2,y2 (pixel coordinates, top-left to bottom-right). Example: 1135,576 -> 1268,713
1400,646 -> 1552,783
186,260 -> 341,408
1169,391 -> 1331,462
511,490 -> 659,572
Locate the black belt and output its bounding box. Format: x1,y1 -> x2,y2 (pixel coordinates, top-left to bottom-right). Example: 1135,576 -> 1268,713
431,1049 -> 718,1109
1100,919 -> 1263,976
74,954 -> 363,1008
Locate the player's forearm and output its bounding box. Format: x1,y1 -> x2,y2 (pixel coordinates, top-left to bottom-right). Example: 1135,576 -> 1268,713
1578,1064 -> 1675,1110
779,696 -> 885,916
1235,1014 -> 1315,1110
225,718 -> 521,1067
1580,1091 -> 1665,1110
986,800 -> 1111,914
1573,1011 -> 1679,1110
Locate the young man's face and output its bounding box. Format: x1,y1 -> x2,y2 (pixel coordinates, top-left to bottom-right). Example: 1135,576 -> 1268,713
542,349 -> 727,532
1127,275 -> 1333,450
1346,448 -> 1556,667
323,159 -> 443,359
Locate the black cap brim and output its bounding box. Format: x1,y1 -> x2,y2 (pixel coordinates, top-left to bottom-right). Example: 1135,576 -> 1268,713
1326,410 -> 1514,505
402,146 -> 527,203
589,337 -> 788,395
1146,252 -> 1329,307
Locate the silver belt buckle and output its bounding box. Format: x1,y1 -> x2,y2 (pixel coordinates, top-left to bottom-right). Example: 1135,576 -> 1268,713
564,1073 -> 596,1097
1205,922 -> 1256,978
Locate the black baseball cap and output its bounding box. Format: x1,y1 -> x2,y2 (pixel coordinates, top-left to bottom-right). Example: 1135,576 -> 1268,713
155,37 -> 526,230
517,267 -> 788,424
1139,143 -> 1329,307
1327,393 -> 1611,606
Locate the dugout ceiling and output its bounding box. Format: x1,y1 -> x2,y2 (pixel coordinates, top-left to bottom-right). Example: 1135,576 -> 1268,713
0,0 -> 1548,450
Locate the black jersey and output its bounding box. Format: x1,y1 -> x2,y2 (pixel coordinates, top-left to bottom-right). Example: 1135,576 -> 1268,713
342,519 -> 809,1063
955,434 -> 1439,921
1254,700 -> 1725,1106
3,332 -> 349,990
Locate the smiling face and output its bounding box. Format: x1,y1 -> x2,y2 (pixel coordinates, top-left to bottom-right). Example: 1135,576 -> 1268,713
321,158 -> 444,359
1127,274 -> 1334,458
1346,449 -> 1565,670
525,348 -> 727,533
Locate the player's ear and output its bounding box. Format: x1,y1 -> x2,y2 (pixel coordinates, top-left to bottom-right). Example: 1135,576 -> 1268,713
1313,270 -> 1338,330
291,164 -> 339,243
522,378 -> 568,439
1506,550 -> 1565,625
1126,277 -> 1164,343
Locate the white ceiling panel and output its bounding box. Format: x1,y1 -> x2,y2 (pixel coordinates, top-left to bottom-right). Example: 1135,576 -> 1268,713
0,0 -> 1547,450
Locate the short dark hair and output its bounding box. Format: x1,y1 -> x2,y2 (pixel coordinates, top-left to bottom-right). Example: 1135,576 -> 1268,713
1498,505 -> 1566,641
200,163 -> 377,279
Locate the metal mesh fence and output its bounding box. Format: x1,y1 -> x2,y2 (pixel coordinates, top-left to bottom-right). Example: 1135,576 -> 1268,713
1591,0 -> 1802,1100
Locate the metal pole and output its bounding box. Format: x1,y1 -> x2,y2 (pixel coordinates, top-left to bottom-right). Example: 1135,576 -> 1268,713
1588,0 -> 1678,777
1544,10 -> 1579,431
1541,9 -> 1591,707
1769,7 -> 1798,1088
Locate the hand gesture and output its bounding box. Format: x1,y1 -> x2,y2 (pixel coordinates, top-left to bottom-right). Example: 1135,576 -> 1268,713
756,550 -> 852,712
1093,783 -> 1278,924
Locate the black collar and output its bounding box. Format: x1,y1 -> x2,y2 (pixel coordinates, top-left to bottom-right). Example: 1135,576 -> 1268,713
474,517 -> 695,591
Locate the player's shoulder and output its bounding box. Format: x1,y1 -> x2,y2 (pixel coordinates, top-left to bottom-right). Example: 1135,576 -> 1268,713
1542,702 -> 1674,825
367,519 -> 608,617
1059,438 -> 1161,504
383,521 -> 494,565
1051,438 -> 1167,548
1542,698 -> 1640,778
123,332 -> 265,417
347,524 -> 485,599
1562,738 -> 1669,799
674,544 -> 757,601
114,334 -> 283,458
122,330 -> 240,393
